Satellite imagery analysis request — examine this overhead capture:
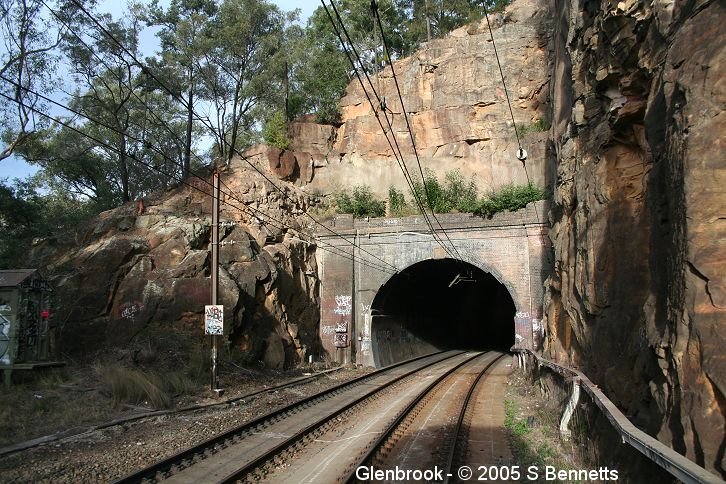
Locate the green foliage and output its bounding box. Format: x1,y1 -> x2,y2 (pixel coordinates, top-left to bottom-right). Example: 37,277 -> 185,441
519,118 -> 550,136
412,169 -> 478,214
0,177 -> 98,268
262,111 -> 290,149
504,399 -> 531,437
334,185 -> 385,218
388,186 -> 408,216
475,183 -> 546,218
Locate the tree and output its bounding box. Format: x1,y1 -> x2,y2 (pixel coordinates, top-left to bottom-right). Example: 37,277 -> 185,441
202,0 -> 286,163
143,0 -> 216,175
17,5 -> 189,205
0,0 -> 61,160
0,176 -> 95,268
291,7 -> 350,124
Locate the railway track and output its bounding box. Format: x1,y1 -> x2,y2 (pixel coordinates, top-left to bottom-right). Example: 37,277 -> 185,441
116,350 -> 510,483
114,350 -> 464,483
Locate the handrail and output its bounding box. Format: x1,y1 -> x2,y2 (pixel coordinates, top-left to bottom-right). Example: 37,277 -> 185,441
512,348 -> 723,484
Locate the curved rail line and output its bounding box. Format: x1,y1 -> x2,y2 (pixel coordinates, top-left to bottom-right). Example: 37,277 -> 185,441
342,352 -> 505,483
114,350 -> 461,483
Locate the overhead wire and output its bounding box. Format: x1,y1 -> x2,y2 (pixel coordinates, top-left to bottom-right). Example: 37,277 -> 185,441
323,0 -> 461,262
369,0 -> 466,263
61,0 -> 399,273
480,4 -> 545,233
0,79 -> 395,274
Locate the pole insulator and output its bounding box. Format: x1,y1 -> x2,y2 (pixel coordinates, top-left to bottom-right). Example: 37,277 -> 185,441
517,148 -> 528,162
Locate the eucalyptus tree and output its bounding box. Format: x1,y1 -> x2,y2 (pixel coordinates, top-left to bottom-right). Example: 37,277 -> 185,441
143,0 -> 216,175
201,0 -> 286,164
17,4 -> 188,205
59,11 -> 158,203
398,0 -> 511,48
292,7 -> 350,124
0,0 -> 62,161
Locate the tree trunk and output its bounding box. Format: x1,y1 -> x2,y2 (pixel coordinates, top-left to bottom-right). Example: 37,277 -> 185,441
184,68 -> 194,178
119,134 -> 130,203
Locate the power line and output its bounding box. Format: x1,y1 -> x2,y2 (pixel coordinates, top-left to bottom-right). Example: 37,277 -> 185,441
481,4 -> 522,153
323,0 -> 461,262
0,80 -> 396,275
35,1 -> 389,271
64,0 -> 399,274
370,0 -> 466,263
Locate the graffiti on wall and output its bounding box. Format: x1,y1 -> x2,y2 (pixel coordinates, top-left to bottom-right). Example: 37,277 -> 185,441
333,295 -> 352,315
120,302 -> 145,322
360,303 -> 372,355
0,314 -> 10,365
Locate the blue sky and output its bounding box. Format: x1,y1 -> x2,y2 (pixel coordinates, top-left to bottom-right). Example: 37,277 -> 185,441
0,0 -> 318,182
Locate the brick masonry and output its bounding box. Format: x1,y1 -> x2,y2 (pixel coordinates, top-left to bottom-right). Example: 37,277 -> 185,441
316,202 -> 551,366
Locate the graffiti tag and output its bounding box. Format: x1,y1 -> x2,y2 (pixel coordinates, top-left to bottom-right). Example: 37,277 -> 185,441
334,333 -> 348,347
204,305 -> 224,335
120,302 -> 145,322
333,295 -> 352,315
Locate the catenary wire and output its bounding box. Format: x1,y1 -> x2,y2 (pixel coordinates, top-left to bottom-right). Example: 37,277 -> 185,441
0,82 -> 396,274
64,0 -> 399,273
369,0 -> 466,263
33,1 -> 391,271
323,0 -> 461,262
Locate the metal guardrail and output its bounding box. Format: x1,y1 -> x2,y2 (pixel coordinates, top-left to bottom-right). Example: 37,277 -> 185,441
513,349 -> 723,484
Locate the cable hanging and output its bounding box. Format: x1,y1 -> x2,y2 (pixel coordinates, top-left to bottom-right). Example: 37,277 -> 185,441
0,79 -> 396,275
324,0 -> 463,263
63,0 -> 400,274
369,0 -> 467,264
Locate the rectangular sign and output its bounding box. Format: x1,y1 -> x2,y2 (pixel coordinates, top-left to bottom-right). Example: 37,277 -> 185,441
204,305 -> 224,335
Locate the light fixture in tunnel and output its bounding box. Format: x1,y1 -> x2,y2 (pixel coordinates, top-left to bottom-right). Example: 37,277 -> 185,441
448,271 -> 476,287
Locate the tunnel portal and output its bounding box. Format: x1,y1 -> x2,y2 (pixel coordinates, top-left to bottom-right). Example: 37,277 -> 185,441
370,258 -> 515,367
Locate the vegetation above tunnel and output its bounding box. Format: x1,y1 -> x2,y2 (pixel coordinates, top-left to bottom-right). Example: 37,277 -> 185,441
0,0 -> 513,268
331,170 -> 546,218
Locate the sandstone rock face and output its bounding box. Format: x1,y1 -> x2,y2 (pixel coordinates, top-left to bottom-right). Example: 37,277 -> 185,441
545,0 -> 725,476
26,165 -> 322,369
245,1 -> 553,198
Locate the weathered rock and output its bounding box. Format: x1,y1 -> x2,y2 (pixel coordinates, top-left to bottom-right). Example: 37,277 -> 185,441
240,3 -> 552,198
545,0 -> 725,477
25,166 -> 321,369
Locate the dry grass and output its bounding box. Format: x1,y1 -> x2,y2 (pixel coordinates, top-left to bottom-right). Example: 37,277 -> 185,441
101,365 -> 171,409
505,372 -> 592,482
0,368 -> 113,447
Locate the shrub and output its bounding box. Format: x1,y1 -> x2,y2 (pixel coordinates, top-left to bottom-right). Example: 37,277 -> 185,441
475,183 -> 546,218
334,185 -> 385,218
444,169 -> 479,212
262,111 -> 290,150
519,118 -> 550,136
412,169 -> 479,214
413,169 -> 450,213
388,186 -> 408,216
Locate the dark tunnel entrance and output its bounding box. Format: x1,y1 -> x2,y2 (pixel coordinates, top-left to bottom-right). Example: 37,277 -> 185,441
370,258 -> 516,367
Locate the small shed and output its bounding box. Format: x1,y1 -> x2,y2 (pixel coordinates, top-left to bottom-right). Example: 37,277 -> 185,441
0,269 -> 62,387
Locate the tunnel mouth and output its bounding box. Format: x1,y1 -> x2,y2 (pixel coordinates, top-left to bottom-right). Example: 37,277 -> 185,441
370,258 -> 516,367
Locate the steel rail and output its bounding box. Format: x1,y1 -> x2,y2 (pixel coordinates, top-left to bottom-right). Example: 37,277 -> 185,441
340,352 -> 504,483
113,351 -> 458,483
217,351 -> 472,482
442,354 -> 506,483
